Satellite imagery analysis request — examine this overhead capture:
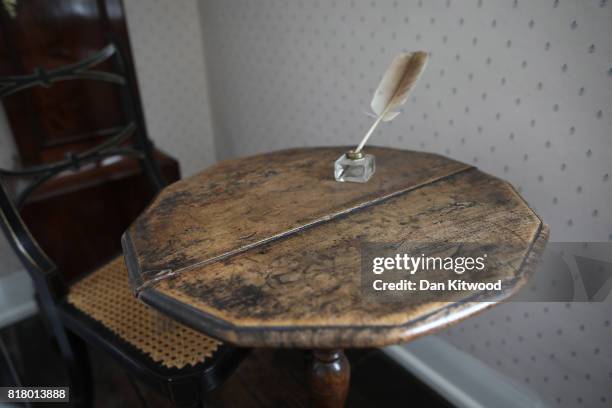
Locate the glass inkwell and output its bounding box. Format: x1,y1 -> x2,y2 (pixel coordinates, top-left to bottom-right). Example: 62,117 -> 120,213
334,150 -> 375,183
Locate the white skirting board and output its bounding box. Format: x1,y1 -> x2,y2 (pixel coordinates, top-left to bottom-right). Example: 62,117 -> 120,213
384,336 -> 548,408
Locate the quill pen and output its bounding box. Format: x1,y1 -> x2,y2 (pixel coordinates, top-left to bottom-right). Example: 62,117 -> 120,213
354,51 -> 428,153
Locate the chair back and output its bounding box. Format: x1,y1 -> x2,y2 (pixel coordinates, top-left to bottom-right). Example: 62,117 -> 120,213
0,43 -> 165,301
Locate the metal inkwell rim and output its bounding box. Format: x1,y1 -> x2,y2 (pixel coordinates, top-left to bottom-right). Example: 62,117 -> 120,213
345,150 -> 365,160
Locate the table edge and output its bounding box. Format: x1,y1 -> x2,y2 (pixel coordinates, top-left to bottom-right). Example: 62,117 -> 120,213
130,222 -> 549,349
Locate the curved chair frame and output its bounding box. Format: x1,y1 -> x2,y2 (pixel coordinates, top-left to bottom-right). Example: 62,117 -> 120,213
0,44 -> 246,407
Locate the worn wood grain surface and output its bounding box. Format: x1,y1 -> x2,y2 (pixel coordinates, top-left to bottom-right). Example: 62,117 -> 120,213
126,147 -> 470,288
122,147 -> 547,348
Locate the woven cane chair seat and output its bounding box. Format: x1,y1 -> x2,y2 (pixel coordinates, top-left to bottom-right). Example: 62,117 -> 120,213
67,257 -> 221,369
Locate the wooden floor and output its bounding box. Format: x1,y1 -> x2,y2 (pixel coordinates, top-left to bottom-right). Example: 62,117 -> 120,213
2,315 -> 454,407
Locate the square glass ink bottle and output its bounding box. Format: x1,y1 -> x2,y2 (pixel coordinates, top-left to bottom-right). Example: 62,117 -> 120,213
334,150 -> 375,183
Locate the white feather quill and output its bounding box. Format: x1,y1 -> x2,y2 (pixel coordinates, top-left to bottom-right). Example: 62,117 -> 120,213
354,51 -> 428,153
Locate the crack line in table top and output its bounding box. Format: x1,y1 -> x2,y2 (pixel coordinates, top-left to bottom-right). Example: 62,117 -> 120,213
128,165 -> 476,294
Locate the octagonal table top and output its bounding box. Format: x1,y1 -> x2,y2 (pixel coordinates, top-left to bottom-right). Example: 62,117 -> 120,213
122,147 -> 548,348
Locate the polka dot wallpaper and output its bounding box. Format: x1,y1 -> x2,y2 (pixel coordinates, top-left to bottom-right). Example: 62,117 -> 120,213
197,0 -> 612,406
200,0 -> 611,243
123,0 -> 217,177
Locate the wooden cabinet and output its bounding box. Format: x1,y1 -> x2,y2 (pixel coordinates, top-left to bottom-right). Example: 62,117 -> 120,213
0,0 -> 144,166
21,151 -> 180,282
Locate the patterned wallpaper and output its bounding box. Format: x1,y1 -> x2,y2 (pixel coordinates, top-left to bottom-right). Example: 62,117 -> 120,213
123,0 -> 216,177
197,0 -> 612,406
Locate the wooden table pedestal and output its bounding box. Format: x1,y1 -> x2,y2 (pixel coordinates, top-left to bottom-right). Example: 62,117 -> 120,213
309,350 -> 350,408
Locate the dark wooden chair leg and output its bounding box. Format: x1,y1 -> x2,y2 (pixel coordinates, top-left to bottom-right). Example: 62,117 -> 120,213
308,349 -> 350,408
65,332 -> 93,408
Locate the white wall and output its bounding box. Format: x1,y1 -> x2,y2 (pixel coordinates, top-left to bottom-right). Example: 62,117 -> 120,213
123,0 -> 217,177
0,107 -> 22,278
197,0 -> 612,406
0,107 -> 17,169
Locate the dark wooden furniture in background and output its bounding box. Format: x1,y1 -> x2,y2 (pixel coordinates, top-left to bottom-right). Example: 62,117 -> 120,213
0,2 -> 249,406
0,0 -> 174,280
0,0 -> 144,166
123,146 -> 548,407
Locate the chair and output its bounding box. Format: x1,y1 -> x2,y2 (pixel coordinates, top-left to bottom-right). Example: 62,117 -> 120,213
0,44 -> 248,407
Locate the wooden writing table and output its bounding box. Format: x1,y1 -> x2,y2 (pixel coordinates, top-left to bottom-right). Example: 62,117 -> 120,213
122,147 -> 548,407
